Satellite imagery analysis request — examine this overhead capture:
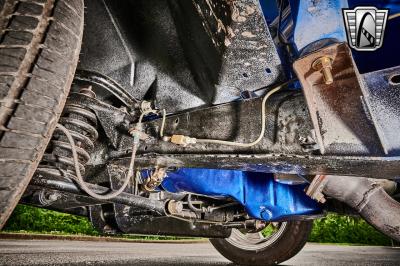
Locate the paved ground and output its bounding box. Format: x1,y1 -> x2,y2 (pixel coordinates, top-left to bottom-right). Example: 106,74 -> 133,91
0,240 -> 399,265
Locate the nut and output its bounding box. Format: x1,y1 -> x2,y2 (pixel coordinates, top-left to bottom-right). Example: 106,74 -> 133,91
170,135 -> 197,146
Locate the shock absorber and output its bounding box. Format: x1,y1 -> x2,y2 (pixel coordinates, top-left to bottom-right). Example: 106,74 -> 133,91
37,86 -> 99,180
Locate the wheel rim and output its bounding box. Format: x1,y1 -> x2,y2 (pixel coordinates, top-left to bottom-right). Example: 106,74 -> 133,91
226,222 -> 288,251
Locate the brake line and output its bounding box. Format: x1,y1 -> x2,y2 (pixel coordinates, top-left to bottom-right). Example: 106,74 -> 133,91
61,82 -> 289,198
56,111 -> 150,200
195,85 -> 283,147
161,83 -> 287,147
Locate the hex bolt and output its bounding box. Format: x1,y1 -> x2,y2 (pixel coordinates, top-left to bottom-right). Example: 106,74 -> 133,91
312,57 -> 334,85
260,207 -> 273,220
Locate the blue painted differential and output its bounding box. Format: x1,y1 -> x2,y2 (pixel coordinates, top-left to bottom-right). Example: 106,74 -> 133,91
157,169 -> 321,221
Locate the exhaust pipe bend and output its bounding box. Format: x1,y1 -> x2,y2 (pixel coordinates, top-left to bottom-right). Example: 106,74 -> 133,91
308,175 -> 400,241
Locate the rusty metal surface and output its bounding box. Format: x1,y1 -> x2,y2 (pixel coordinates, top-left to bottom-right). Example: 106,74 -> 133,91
22,187 -> 100,210
47,65 -> 400,179
321,175 -> 400,242
111,92 -> 315,156
29,175 -> 165,215
111,153 -> 400,179
293,43 -> 383,155
361,66 -> 400,155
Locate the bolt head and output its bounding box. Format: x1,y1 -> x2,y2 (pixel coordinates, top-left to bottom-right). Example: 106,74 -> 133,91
312,56 -> 333,71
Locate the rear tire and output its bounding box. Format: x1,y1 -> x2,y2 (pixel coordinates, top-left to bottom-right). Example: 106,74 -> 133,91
0,0 -> 84,228
210,221 -> 312,265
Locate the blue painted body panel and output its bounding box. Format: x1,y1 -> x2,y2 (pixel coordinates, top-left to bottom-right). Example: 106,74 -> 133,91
159,169 -> 321,221
289,0 -> 349,51
259,0 -> 400,71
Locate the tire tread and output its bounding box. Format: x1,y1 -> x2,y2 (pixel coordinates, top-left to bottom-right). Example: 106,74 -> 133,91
210,221 -> 313,265
0,0 -> 84,228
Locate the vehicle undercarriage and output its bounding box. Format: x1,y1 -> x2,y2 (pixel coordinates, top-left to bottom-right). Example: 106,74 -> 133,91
0,0 -> 399,265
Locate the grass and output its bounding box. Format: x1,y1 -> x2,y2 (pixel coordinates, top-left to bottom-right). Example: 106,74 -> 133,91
3,205 -> 393,245
4,205 -> 98,236
309,214 -> 392,246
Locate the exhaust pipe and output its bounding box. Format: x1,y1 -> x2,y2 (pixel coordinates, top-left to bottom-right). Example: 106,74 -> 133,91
307,175 -> 400,241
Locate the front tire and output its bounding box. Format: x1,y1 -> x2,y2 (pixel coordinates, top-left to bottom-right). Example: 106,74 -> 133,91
0,0 -> 84,228
210,221 -> 312,265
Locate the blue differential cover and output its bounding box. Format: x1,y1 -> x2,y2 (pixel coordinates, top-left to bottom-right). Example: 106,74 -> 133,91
160,169 -> 321,221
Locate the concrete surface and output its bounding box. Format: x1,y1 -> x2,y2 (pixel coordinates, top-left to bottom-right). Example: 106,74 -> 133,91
0,240 -> 399,265
0,233 -> 206,244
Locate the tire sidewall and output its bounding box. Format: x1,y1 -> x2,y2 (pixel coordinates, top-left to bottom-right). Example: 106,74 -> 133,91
210,221 -> 313,265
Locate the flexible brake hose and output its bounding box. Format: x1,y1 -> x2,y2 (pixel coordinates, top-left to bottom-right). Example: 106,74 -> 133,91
194,84 -> 284,147
55,110 -> 152,200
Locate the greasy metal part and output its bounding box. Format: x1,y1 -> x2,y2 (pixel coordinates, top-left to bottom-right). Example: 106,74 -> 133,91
243,220 -> 267,233
168,209 -> 198,220
167,200 -> 184,215
22,186 -> 100,210
143,168 -> 167,191
106,166 -> 243,237
123,153 -> 400,179
166,198 -> 238,222
294,43 -> 383,155
117,91 -> 314,155
361,66 -> 400,155
50,80 -> 397,179
139,101 -> 153,113
66,92 -> 131,149
70,0 -> 397,178
313,175 -> 400,241
74,69 -> 138,109
312,57 -> 333,85
74,74 -> 397,178
106,167 -> 234,237
30,176 -> 165,215
114,204 -> 238,237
